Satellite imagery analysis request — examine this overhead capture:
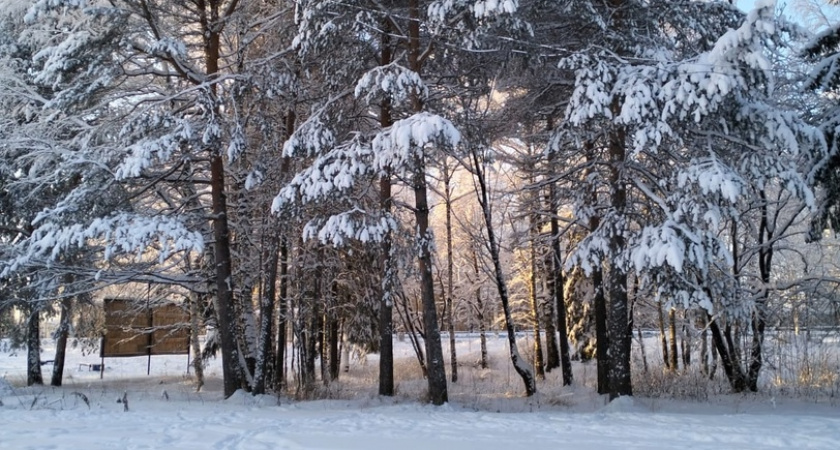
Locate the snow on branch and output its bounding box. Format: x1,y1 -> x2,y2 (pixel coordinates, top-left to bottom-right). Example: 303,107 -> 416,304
303,209 -> 397,247
272,136 -> 371,212
354,63 -> 428,107
282,115 -> 335,158
428,0 -> 519,23
371,112 -> 461,176
2,213 -> 203,277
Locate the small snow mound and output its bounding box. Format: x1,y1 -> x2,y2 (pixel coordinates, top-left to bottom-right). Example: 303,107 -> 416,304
602,396 -> 647,413
225,389 -> 250,403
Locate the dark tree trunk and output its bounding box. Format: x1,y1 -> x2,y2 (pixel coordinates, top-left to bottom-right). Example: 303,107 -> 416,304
253,234 -> 280,395
27,306 -> 43,386
472,246 -> 488,369
378,18 -> 395,397
748,190 -> 772,392
528,215 -> 545,380
593,262 -> 609,395
408,0 -> 447,405
274,237 -> 289,391
708,316 -> 747,392
669,307 -> 678,372
329,314 -> 340,381
549,173 -> 573,385
658,299 -> 669,371
443,162 -> 458,383
606,121 -> 631,399
681,312 -> 691,370
189,292 -> 205,391
203,2 -> 243,398
50,294 -> 72,386
472,150 -> 536,396
699,313 -> 709,375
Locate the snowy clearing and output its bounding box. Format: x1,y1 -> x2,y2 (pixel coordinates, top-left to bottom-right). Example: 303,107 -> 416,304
1,337 -> 839,449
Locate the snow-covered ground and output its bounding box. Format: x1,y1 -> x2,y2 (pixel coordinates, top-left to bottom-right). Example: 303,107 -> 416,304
1,337 -> 839,449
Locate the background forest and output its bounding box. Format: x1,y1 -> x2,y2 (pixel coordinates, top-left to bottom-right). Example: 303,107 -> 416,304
2,0 -> 840,406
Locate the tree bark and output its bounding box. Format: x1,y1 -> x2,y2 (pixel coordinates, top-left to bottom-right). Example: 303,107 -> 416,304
548,146 -> 573,384
274,236 -> 289,391
378,18 -> 396,397
472,150 -> 536,396
658,299 -> 669,371
443,162 -> 458,383
528,214 -> 545,380
408,0 -> 447,405
203,0 -> 243,398
253,233 -> 280,395
50,294 -> 72,386
472,245 -> 489,369
606,122 -> 632,399
26,306 -> 42,386
669,307 -> 678,372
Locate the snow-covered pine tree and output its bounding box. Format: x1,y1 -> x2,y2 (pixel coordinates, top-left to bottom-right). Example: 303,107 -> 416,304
553,0 -> 825,396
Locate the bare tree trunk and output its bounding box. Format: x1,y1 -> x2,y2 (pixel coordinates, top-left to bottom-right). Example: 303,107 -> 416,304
471,150 -> 536,396
27,306 -> 43,386
203,1 -> 243,397
528,214 -> 545,379
328,314 -> 340,381
50,293 -> 72,386
699,313 -> 709,376
253,233 -> 280,395
443,162 -> 458,383
189,292 -> 205,391
709,315 -> 747,392
274,237 -> 289,391
378,18 -> 395,397
471,245 -> 488,369
606,118 -> 632,399
593,261 -> 609,395
748,190 -> 772,392
669,308 -> 678,372
548,156 -> 573,384
637,327 -> 649,374
408,0 -> 447,405
681,311 -> 691,371
658,299 -> 669,371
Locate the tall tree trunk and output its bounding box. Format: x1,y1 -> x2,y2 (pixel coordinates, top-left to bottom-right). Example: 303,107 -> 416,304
748,190 -> 772,391
699,313 -> 709,375
378,18 -> 396,397
26,306 -> 42,386
606,121 -> 632,399
708,315 -> 747,392
50,293 -> 72,386
408,0 -> 447,405
681,311 -> 691,371
472,150 -> 536,396
658,299 -> 669,371
528,214 -> 545,380
203,1 -> 243,398
548,142 -> 572,384
472,245 -> 489,369
543,251 -> 560,373
329,314 -> 340,381
669,308 -> 678,372
443,162 -> 458,383
274,236 -> 289,391
189,291 -> 205,391
253,233 -> 280,395
274,109 -> 295,392
592,217 -> 609,395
